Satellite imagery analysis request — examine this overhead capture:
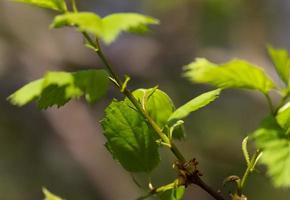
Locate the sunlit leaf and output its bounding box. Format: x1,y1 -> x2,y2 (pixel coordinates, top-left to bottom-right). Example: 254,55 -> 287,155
276,102 -> 290,134
8,69 -> 109,109
159,186 -> 185,200
184,58 -> 275,94
7,79 -> 43,106
101,100 -> 160,172
15,0 -> 67,12
43,187 -> 64,200
51,12 -> 159,44
253,116 -> 290,187
267,46 -> 290,85
101,13 -> 159,44
168,89 -> 221,125
51,12 -> 103,36
131,88 -> 175,127
130,88 -> 185,139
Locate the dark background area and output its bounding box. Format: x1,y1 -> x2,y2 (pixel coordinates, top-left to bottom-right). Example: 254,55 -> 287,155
0,0 -> 290,199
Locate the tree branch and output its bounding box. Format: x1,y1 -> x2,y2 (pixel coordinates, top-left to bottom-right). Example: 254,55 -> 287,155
189,173 -> 225,200
82,29 -> 225,200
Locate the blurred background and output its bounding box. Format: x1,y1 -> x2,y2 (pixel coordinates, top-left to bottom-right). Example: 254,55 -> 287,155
1,0 -> 290,199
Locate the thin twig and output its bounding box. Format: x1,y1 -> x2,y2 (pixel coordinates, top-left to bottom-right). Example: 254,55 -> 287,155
238,150 -> 262,195
190,173 -> 225,200
70,0 -> 78,12
264,93 -> 275,114
274,91 -> 290,114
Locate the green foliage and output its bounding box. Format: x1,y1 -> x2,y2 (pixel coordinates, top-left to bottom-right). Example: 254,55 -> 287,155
43,188 -> 64,200
253,116 -> 290,187
7,79 -> 43,107
168,89 -> 221,125
15,0 -> 67,12
51,12 -> 159,44
131,88 -> 175,127
184,58 -> 275,94
159,187 -> 185,200
51,12 -> 103,36
130,88 -> 185,139
276,102 -> 290,134
9,0 -> 290,196
101,88 -> 188,173
101,100 -> 160,172
8,69 -> 109,109
267,46 -> 290,85
101,13 -> 159,44
242,136 -> 250,166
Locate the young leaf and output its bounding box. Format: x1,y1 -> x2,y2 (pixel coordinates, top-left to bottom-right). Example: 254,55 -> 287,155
267,46 -> 290,85
159,186 -> 185,200
15,0 -> 67,12
43,187 -> 64,200
276,102 -> 290,134
101,13 -> 159,44
51,12 -> 159,44
7,79 -> 43,106
8,69 -> 109,109
130,88 -> 175,127
184,58 -> 275,94
168,89 -> 221,125
129,88 -> 185,139
73,70 -> 109,103
101,100 -> 160,172
253,116 -> 290,187
242,136 -> 250,166
168,120 -> 184,139
51,12 -> 103,36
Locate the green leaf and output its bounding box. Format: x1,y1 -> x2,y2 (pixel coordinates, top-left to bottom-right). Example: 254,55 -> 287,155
130,88 -> 185,139
167,120 -> 184,140
159,186 -> 185,200
37,71 -> 82,108
131,88 -> 175,127
242,136 -> 250,166
276,102 -> 290,134
267,46 -> 290,85
101,100 -> 160,172
168,89 -> 221,125
8,69 -> 109,109
253,116 -> 290,187
73,70 -> 109,103
7,79 -> 43,106
184,58 -> 275,94
43,187 -> 64,200
15,0 -> 67,12
51,12 -> 103,36
51,12 -> 159,44
101,13 -> 159,44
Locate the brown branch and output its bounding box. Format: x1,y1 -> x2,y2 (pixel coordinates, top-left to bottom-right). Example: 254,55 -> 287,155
189,173 -> 225,200
175,159 -> 225,200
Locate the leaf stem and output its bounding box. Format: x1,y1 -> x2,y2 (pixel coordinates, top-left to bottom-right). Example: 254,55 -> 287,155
264,93 -> 275,114
275,90 -> 290,114
137,180 -> 181,200
70,0 -> 78,13
189,173 -> 225,200
238,150 -> 262,195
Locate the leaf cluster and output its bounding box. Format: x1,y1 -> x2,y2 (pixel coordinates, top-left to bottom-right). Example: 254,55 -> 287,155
185,46 -> 290,188
7,0 -> 290,199
8,70 -> 109,109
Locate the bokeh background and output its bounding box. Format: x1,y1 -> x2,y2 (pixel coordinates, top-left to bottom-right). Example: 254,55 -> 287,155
1,0 -> 290,199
